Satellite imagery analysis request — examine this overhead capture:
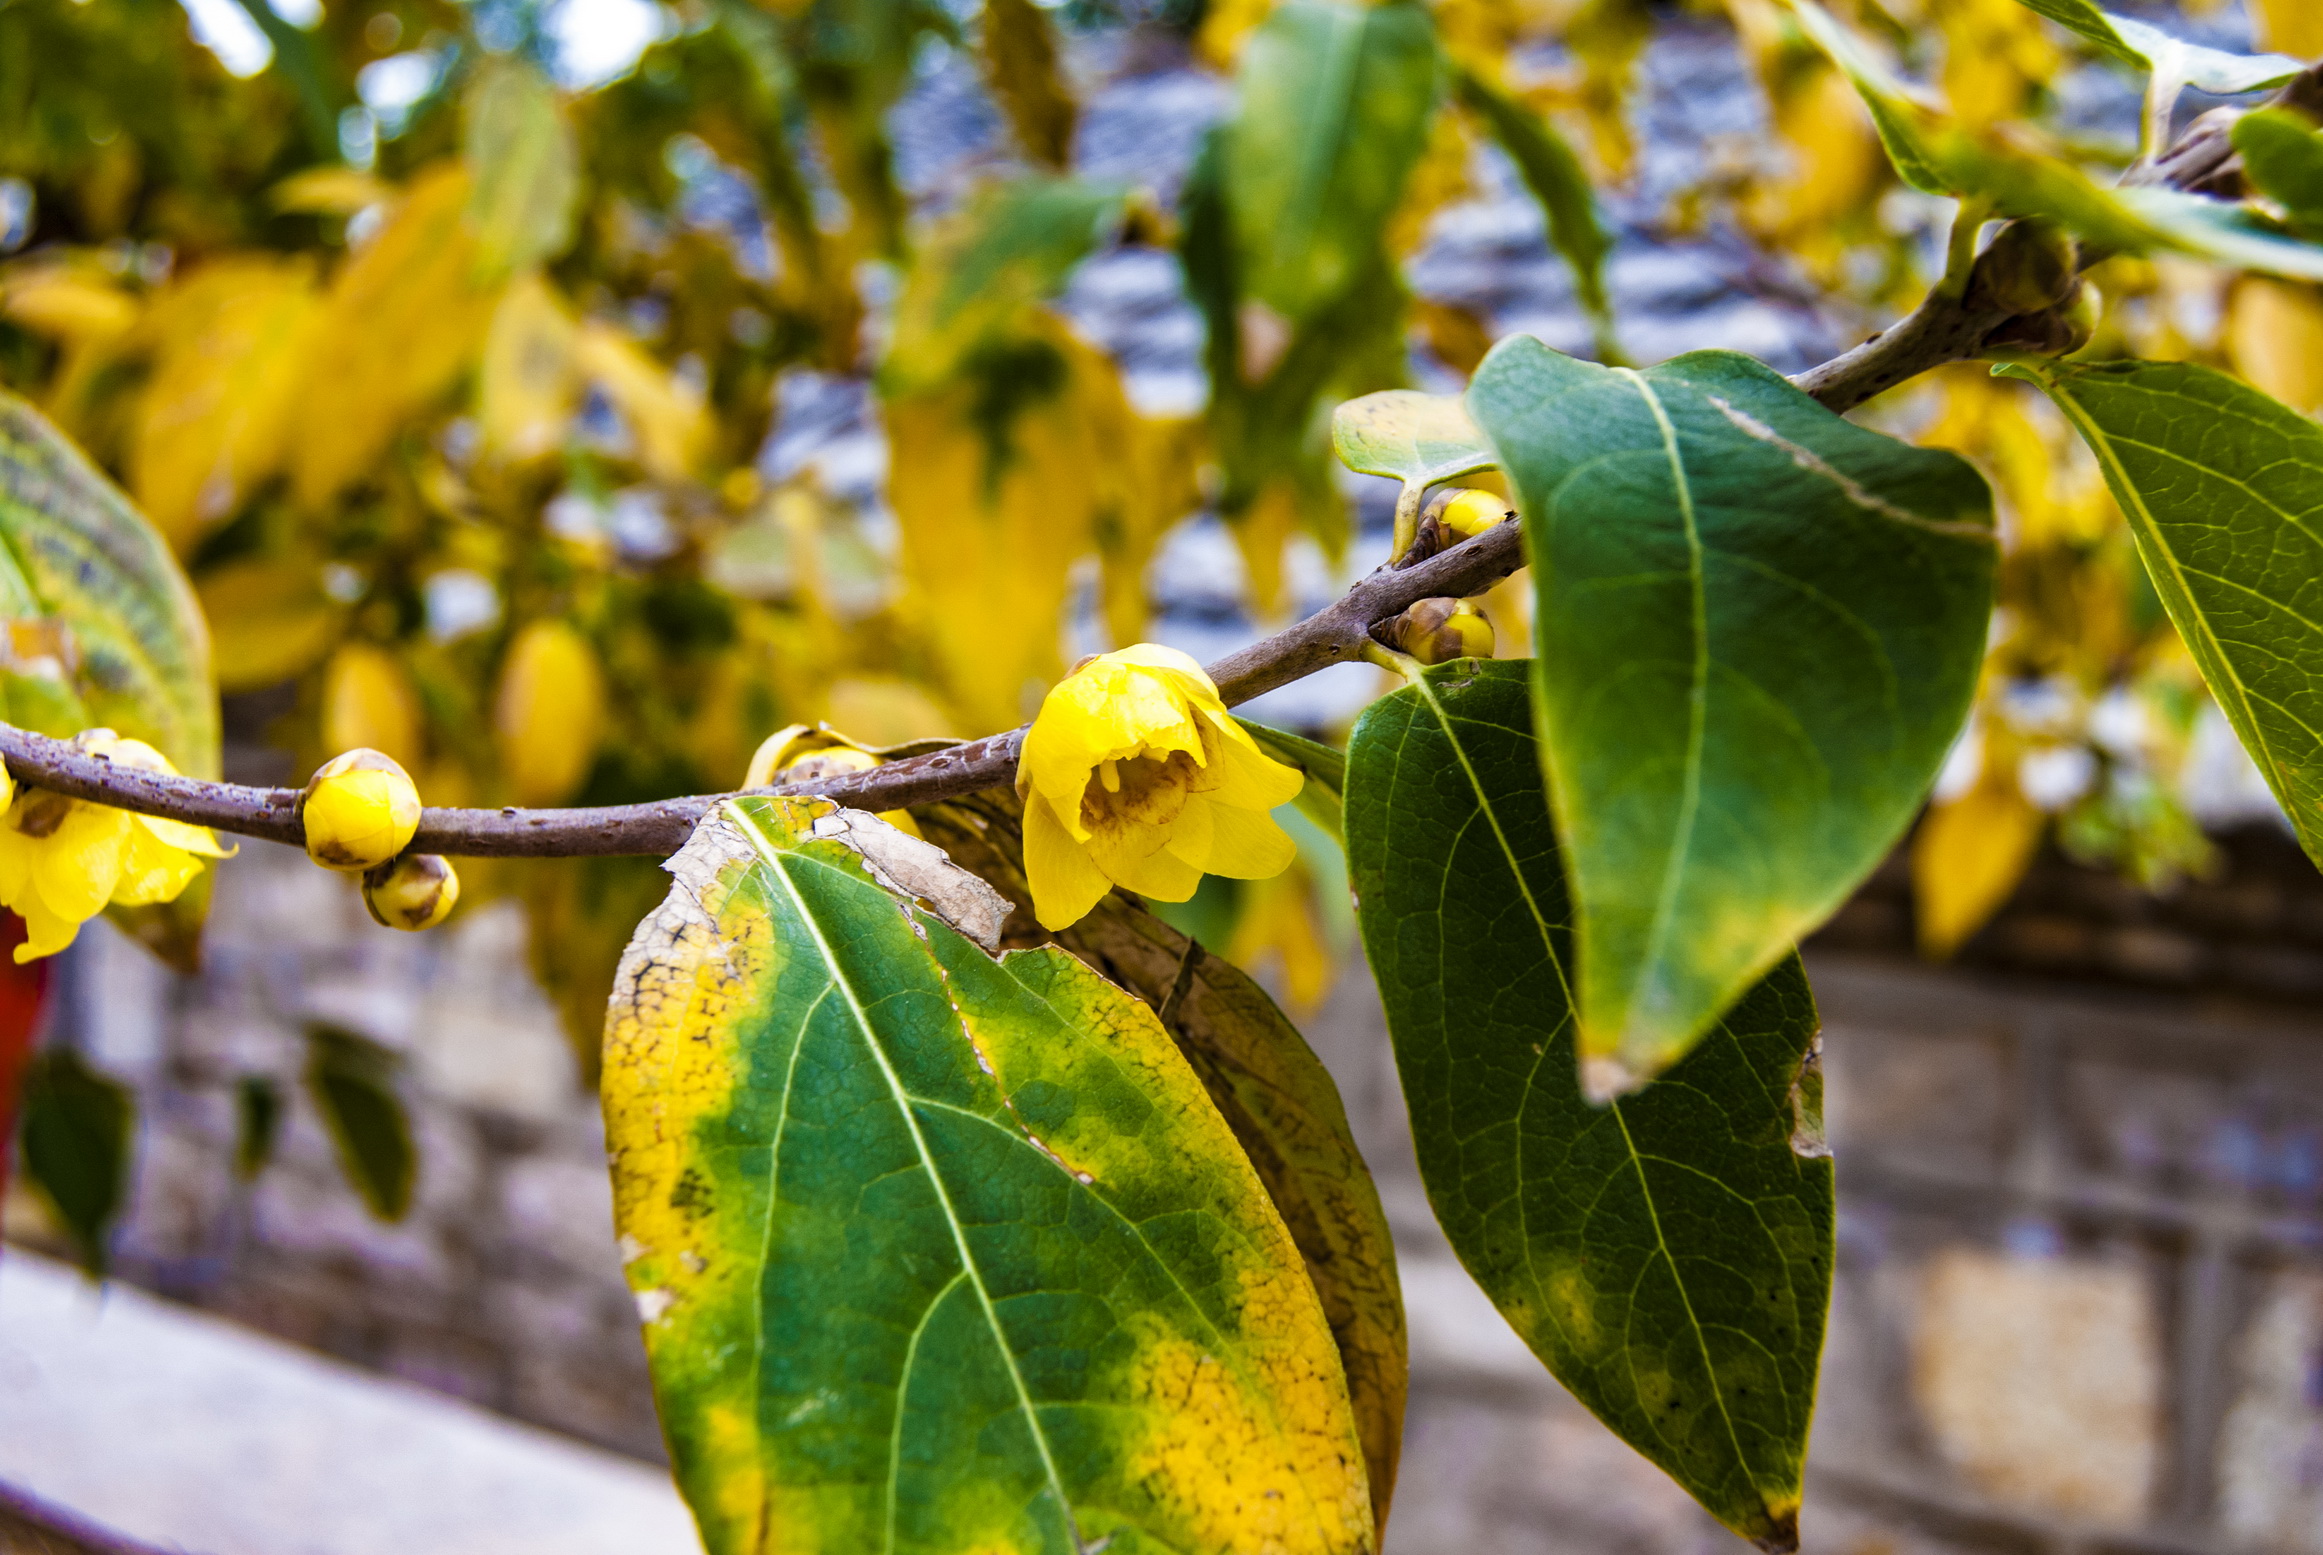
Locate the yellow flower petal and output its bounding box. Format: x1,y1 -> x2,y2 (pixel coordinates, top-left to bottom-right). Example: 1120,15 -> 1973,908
1201,710 -> 1307,811
1161,790 -> 1216,868
1024,791 -> 1115,931
1103,831 -> 1202,901
1194,800 -> 1299,881
136,813 -> 234,857
113,824 -> 206,905
16,895 -> 84,962
30,803 -> 131,924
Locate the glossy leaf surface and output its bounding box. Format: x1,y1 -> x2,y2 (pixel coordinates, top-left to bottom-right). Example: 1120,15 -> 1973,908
1344,659 -> 1833,1551
2009,358 -> 2323,866
1469,339 -> 1992,1085
604,796 -> 1375,1555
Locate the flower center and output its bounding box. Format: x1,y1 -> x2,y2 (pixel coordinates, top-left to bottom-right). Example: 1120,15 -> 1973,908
1081,746 -> 1202,833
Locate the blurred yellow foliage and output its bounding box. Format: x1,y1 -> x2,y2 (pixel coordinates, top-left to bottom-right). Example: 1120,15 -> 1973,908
2227,279 -> 2323,416
322,643 -> 426,775
495,620 -> 607,806
1913,769 -> 2045,959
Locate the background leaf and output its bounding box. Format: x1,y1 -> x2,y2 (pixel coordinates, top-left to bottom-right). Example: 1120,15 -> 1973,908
1452,67 -> 1621,362
1223,0 -> 1441,325
2009,358 -> 2323,868
2235,109 -> 2323,237
1344,658 -> 1833,1552
604,796 -> 1376,1555
17,1047 -> 133,1274
1469,339 -> 1993,1087
303,1024 -> 415,1222
978,0 -> 1077,170
465,59 -> 581,279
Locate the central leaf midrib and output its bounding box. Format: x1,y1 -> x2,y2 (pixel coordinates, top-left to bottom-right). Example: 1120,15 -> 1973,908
745,828 -> 1079,1549
1406,670 -> 1761,1504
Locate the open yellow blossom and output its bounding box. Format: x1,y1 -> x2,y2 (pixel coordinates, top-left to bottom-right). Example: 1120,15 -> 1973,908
0,731 -> 234,962
1017,644 -> 1303,930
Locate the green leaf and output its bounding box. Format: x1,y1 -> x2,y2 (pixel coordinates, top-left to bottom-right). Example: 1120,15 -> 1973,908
2117,187 -> 2323,281
1343,659 -> 1832,1553
464,58 -> 581,279
1467,338 -> 1993,1086
1329,390 -> 1498,561
0,392 -> 220,779
2013,2 -> 2301,151
2003,357 -> 2323,867
1234,717 -> 1347,839
1223,0 -> 1441,323
883,174 -> 1125,390
605,797 -> 1377,1555
2233,109 -> 2323,236
1451,67 -> 1622,363
304,1025 -> 415,1222
18,1048 -> 133,1274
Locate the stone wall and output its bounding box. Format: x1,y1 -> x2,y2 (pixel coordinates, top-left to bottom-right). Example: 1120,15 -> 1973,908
15,823 -> 2323,1554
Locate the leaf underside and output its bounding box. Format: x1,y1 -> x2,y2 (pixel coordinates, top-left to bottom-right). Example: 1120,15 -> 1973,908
603,796 -> 1376,1555
1344,659 -> 1833,1552
1468,339 -> 1993,1085
2016,359 -> 2323,867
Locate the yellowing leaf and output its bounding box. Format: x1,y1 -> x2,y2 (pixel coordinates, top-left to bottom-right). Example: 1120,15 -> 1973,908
270,167 -> 393,216
464,59 -> 580,279
1912,775 -> 2044,959
322,642 -> 425,773
979,0 -> 1077,170
197,557 -> 342,693
823,676 -> 959,747
130,257 -> 320,550
1097,413 -> 1204,649
288,164 -> 503,511
477,273 -> 580,463
1225,863 -> 1334,1014
2253,0 -> 2323,55
2228,278 -> 2323,416
494,619 -> 606,806
887,325 -> 1122,733
574,322 -> 710,485
604,796 -> 1376,1555
0,265 -> 138,345
1937,0 -> 2058,129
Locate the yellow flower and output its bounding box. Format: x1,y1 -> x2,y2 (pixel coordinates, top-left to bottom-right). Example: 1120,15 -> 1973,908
1017,645 -> 1303,930
743,723 -> 923,839
0,731 -> 233,962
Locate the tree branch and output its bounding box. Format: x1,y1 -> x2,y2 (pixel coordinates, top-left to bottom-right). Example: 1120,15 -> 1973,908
0,520 -> 1527,859
1791,60 -> 2323,416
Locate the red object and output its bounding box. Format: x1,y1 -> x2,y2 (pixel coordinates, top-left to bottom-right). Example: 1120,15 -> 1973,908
0,912 -> 55,1204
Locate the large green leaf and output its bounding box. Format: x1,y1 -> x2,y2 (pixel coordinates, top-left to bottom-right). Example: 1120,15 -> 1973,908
2005,358 -> 2323,867
0,393 -> 218,779
1467,339 -> 1992,1087
1223,0 -> 1440,324
910,790 -> 1403,1528
1344,659 -> 1833,1552
604,796 -> 1376,1555
17,1047 -> 133,1274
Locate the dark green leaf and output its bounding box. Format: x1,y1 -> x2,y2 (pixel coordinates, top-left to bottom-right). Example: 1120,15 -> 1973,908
1468,338 -> 1992,1086
234,1073 -> 280,1181
2005,358 -> 2323,868
1344,659 -> 1832,1552
1452,67 -> 1621,363
304,1025 -> 414,1222
1223,0 -> 1441,324
18,1048 -> 133,1274
605,797 -> 1377,1555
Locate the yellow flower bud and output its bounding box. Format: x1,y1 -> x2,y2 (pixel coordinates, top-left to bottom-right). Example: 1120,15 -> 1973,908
362,853 -> 460,931
1428,487 -> 1514,540
302,749 -> 422,873
495,620 -> 606,807
1387,597 -> 1495,666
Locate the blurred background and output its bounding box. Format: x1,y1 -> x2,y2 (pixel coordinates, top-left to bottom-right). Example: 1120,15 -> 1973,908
5,0 -> 2323,1550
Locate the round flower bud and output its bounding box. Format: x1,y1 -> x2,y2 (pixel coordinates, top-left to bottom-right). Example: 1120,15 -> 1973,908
362,853 -> 459,932
1388,597 -> 1496,666
302,749 -> 422,873
1428,487 -> 1515,540
1968,219 -> 2078,317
